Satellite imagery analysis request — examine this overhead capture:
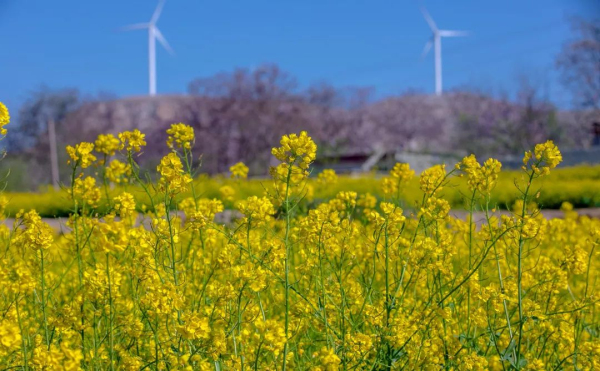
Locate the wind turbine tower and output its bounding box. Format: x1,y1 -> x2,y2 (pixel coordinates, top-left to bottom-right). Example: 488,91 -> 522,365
421,7 -> 468,96
122,0 -> 174,96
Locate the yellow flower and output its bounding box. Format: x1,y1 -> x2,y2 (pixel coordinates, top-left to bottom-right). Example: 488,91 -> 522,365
0,317 -> 21,353
94,133 -> 120,156
317,169 -> 338,185
166,123 -> 195,149
534,140 -> 562,168
13,210 -> 54,251
114,192 -> 136,217
313,347 -> 341,371
271,131 -> 317,181
255,319 -> 287,357
119,129 -> 146,152
459,154 -> 502,194
523,140 -> 562,176
66,142 -> 96,168
157,152 -> 192,194
390,162 -> 414,182
0,101 -> 9,136
71,176 -> 102,207
419,197 -> 450,220
236,196 -> 275,225
382,163 -> 414,196
229,162 -> 249,179
105,159 -> 131,184
176,312 -> 211,340
219,185 -> 235,202
185,198 -> 223,229
419,164 -> 446,195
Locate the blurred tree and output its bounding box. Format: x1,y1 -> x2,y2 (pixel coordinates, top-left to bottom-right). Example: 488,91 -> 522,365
186,64 -> 302,173
188,64 -> 297,100
365,93 -> 449,153
449,78 -> 562,157
9,86 -> 81,152
556,17 -> 600,109
4,87 -> 118,189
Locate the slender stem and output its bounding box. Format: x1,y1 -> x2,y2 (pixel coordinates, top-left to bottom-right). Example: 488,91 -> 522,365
39,250 -> 50,349
516,170 -> 535,366
106,253 -> 114,371
282,164 -> 293,371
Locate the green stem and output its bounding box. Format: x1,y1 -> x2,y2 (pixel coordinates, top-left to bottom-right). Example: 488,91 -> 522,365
106,253 -> 114,371
282,163 -> 293,371
39,250 -> 50,349
516,170 -> 535,367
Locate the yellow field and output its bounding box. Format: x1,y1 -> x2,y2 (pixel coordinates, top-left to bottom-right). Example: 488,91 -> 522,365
3,165 -> 600,218
0,103 -> 598,370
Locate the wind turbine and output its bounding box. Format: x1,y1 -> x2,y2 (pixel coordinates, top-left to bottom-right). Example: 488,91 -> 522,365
421,7 -> 468,96
122,0 -> 174,96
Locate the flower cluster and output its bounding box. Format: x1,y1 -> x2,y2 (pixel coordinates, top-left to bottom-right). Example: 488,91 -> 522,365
166,123 -> 195,150
185,198 -> 223,229
157,152 -> 192,194
105,159 -> 131,184
419,164 -> 446,195
94,133 -> 120,156
13,210 -> 54,251
458,154 -> 502,194
71,176 -> 102,207
236,195 -> 275,225
66,142 -> 96,168
229,162 -> 249,179
0,101 -> 9,136
119,129 -> 146,152
382,162 -> 414,196
114,192 -> 136,217
523,140 -> 563,176
271,131 -> 317,182
317,169 -> 338,186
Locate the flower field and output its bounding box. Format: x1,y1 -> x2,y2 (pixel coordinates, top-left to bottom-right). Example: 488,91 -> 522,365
0,101 -> 599,370
3,165 -> 600,219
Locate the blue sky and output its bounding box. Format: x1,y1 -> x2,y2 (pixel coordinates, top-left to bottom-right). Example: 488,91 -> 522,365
0,0 -> 597,112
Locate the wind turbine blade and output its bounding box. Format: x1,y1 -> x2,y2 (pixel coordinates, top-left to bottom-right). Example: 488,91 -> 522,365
420,6 -> 437,31
151,0 -> 166,24
120,23 -> 149,31
439,30 -> 469,37
154,27 -> 174,55
421,39 -> 433,59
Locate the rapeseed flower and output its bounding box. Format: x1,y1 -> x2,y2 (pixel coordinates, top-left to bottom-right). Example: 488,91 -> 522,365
94,133 -> 120,156
166,123 -> 195,149
119,129 -> 146,152
0,130 -> 596,371
157,152 -> 192,194
66,142 -> 96,168
229,162 -> 249,179
0,101 -> 9,135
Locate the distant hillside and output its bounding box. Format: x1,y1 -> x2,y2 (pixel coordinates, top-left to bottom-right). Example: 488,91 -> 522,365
3,87 -> 595,192
57,92 -> 598,175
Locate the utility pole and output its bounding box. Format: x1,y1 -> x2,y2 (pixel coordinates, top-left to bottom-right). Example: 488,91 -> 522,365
48,119 -> 60,190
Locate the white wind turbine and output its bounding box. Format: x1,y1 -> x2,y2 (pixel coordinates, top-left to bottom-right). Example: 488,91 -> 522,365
421,7 -> 468,96
122,0 -> 174,96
